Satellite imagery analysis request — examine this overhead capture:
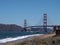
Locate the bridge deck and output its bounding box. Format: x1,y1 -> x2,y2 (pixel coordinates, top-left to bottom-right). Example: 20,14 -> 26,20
26,25 -> 60,28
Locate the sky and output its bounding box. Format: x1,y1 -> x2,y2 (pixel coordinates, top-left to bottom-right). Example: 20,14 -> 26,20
0,0 -> 60,27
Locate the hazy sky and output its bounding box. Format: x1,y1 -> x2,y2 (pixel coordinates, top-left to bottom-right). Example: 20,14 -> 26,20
0,0 -> 60,26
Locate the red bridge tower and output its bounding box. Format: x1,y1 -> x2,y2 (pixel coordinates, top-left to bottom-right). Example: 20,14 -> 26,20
24,19 -> 27,28
43,13 -> 47,32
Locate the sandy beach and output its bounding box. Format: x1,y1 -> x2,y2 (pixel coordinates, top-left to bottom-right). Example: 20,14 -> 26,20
0,33 -> 57,45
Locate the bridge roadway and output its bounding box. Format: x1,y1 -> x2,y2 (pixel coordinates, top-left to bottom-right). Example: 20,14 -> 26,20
26,25 -> 60,28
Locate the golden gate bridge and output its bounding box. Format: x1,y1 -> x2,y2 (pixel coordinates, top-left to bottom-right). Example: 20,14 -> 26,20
24,13 -> 60,32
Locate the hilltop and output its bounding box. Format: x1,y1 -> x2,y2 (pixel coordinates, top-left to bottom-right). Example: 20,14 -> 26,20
0,24 -> 23,32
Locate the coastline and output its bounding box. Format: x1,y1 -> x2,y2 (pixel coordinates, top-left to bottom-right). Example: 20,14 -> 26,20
0,34 -> 44,45
0,34 -> 55,45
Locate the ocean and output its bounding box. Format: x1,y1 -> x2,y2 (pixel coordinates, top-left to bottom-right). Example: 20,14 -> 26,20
0,31 -> 45,39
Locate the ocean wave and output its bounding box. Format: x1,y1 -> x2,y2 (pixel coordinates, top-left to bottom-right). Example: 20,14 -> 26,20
0,34 -> 43,43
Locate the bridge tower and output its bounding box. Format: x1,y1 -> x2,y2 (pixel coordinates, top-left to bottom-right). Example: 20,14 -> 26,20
24,19 -> 27,28
24,19 -> 27,31
43,13 -> 47,32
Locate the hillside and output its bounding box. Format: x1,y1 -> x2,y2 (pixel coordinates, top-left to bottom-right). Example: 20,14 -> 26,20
0,24 -> 23,32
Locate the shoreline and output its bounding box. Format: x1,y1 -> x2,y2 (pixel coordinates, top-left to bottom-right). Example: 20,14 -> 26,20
0,34 -> 44,44
0,34 -> 55,45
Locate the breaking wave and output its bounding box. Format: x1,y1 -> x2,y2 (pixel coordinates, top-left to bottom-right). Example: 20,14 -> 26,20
0,34 -> 43,43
